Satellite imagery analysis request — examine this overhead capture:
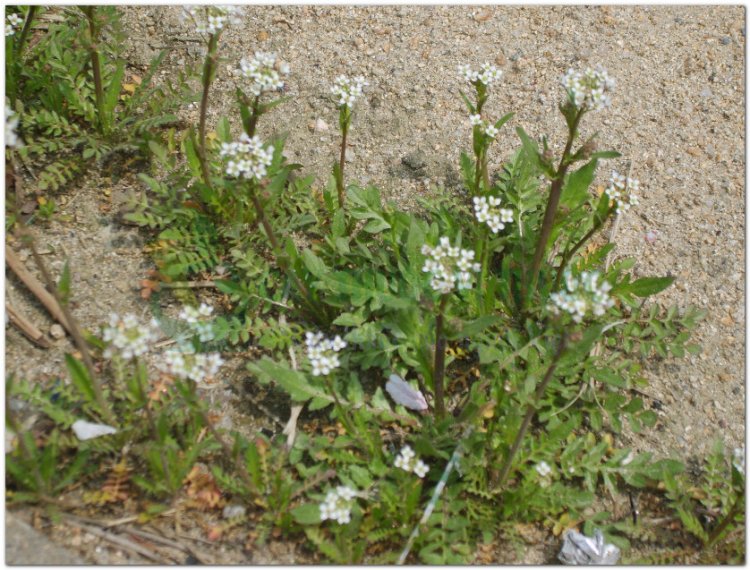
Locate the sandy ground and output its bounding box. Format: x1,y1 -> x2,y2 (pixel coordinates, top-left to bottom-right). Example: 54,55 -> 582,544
5,5 -> 745,563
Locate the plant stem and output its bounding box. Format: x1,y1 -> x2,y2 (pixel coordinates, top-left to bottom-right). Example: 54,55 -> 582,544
494,334 -> 568,490
82,7 -> 105,134
337,117 -> 349,208
23,232 -> 116,425
323,375 -> 372,458
553,207 -> 613,289
525,109 -> 584,307
705,492 -> 744,548
248,182 -> 325,323
197,33 -> 220,187
397,426 -> 473,564
245,95 -> 261,138
135,359 -> 173,490
6,392 -> 47,494
433,295 -> 450,420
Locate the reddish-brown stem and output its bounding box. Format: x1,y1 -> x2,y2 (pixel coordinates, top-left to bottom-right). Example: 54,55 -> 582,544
197,33 -> 219,187
525,109 -> 584,307
494,335 -> 567,490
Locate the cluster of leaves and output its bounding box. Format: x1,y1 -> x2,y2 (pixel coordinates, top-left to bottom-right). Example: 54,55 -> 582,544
7,6 -> 197,198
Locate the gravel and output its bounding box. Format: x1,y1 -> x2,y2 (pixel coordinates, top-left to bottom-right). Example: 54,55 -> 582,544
5,5 -> 744,564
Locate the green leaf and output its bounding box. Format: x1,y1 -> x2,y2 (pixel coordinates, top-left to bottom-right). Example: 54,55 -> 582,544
57,261 -> 71,306
301,249 -> 329,278
493,111 -> 514,132
290,503 -> 322,525
247,358 -> 331,403
65,354 -> 95,404
626,276 -> 675,297
102,60 -> 126,124
589,150 -> 621,160
561,159 -> 597,210
183,132 -> 202,178
216,117 -> 232,142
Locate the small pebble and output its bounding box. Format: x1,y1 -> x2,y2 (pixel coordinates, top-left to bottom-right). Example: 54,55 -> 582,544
50,324 -> 66,340
721,36 -> 731,45
222,504 -> 246,519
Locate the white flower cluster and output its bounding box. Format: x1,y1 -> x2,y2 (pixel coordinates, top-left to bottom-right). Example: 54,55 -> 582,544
394,445 -> 430,478
6,12 -> 22,36
733,446 -> 745,474
473,196 -> 514,234
319,485 -> 357,525
458,63 -> 502,87
468,114 -> 499,138
220,134 -> 274,180
305,331 -> 347,376
535,461 -> 552,477
605,171 -> 640,214
238,52 -> 290,97
178,302 -> 215,342
562,66 -> 615,111
330,75 -> 368,108
421,237 -> 481,295
5,105 -> 20,148
102,314 -> 161,360
159,348 -> 224,383
549,270 -> 614,323
182,5 -> 244,35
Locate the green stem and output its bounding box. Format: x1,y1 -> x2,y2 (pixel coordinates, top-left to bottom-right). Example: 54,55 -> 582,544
135,358 -> 173,490
494,334 -> 568,490
553,207 -> 613,290
433,295 -> 450,420
337,116 -> 349,208
82,7 -> 105,134
248,182 -> 325,323
182,381 -> 262,501
705,492 -> 744,548
197,33 -> 220,187
323,375 -> 372,458
525,108 -> 585,308
479,228 -> 491,312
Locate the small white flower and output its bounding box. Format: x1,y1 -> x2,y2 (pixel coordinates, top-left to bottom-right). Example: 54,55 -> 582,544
549,269 -> 614,323
319,485 -> 357,525
102,314 -> 160,360
238,51 -> 289,97
605,170 -> 640,214
220,134 -> 274,180
5,105 -> 20,148
182,5 -> 244,35
394,445 -> 428,477
473,196 -> 514,234
330,75 -> 369,109
484,124 -> 499,138
562,66 -> 615,111
5,13 -> 22,36
733,446 -> 745,473
158,349 -> 224,383
306,331 -> 346,376
535,461 -> 552,478
469,113 -> 483,126
413,459 -> 430,478
422,237 -> 481,294
459,63 -> 503,87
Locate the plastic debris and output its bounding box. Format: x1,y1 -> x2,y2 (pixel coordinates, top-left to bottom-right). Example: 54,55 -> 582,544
558,528 -> 621,565
71,420 -> 117,441
385,374 -> 428,411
